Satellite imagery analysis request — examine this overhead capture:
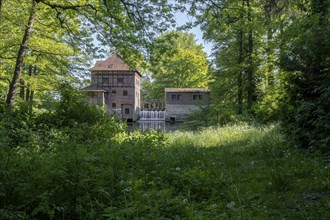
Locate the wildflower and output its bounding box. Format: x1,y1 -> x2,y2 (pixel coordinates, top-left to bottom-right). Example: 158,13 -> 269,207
123,187 -> 132,192
227,201 -> 235,208
175,167 -> 181,172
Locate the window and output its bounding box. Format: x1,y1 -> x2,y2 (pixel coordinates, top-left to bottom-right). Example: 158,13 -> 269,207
193,94 -> 203,100
108,64 -> 114,68
112,103 -> 116,108
97,76 -> 102,84
112,89 -> 116,95
172,94 -> 181,101
102,77 -> 108,86
123,90 -> 128,96
118,77 -> 124,83
125,108 -> 130,115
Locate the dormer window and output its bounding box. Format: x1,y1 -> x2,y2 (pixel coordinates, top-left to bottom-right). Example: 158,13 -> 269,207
108,64 -> 114,68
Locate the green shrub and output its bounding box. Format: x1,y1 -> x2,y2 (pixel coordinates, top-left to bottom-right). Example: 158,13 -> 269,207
280,11 -> 330,153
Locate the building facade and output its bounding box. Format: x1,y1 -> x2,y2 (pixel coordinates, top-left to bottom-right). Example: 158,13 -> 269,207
81,54 -> 141,122
165,88 -> 210,122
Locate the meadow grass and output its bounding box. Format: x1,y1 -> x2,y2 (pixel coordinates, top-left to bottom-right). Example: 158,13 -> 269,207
157,123 -> 330,219
1,123 -> 329,219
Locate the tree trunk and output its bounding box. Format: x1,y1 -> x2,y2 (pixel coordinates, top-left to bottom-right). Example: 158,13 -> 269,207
19,79 -> 25,99
237,30 -> 243,115
28,90 -> 34,114
0,0 -> 2,16
6,1 -> 36,107
264,1 -> 278,91
25,65 -> 33,101
266,27 -> 274,89
28,66 -> 36,114
246,0 -> 254,112
237,0 -> 246,115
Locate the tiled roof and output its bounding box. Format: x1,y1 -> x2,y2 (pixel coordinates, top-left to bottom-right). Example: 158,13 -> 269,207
90,54 -> 130,71
165,88 -> 210,93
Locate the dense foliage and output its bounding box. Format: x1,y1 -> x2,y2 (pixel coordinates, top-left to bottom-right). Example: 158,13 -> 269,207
0,0 -> 175,108
0,86 -> 165,219
279,0 -> 330,152
142,31 -> 210,100
179,0 -> 330,152
0,0 -> 329,218
1,122 -> 329,219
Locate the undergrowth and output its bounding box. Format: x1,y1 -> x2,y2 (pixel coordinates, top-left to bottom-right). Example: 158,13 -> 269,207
0,123 -> 329,219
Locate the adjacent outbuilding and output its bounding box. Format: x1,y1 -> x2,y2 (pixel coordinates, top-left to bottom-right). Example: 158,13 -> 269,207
165,88 -> 210,122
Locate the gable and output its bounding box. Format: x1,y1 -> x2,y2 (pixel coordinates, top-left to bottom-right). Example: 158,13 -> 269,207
90,54 -> 130,71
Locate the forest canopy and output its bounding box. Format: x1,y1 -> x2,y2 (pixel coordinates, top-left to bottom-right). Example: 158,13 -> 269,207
142,31 -> 211,100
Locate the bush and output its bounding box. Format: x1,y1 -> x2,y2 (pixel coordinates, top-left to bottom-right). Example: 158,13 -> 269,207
280,12 -> 330,153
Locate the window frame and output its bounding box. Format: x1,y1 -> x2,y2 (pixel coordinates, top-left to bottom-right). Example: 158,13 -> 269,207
117,77 -> 124,83
171,94 -> 177,100
102,76 -> 108,86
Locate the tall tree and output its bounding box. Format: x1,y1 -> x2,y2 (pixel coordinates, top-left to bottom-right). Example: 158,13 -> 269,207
280,0 -> 330,151
5,1 -> 37,106
1,0 -> 175,108
189,0 -> 261,116
145,31 -> 210,99
181,0 -> 307,122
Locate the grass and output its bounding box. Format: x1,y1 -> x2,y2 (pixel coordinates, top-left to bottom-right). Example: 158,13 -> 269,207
1,123 -> 329,219
108,124 -> 330,219
148,124 -> 330,219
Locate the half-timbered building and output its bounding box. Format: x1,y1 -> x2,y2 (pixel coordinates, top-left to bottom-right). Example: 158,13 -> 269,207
81,54 -> 141,122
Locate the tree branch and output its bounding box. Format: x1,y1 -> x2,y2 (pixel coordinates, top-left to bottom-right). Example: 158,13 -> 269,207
35,0 -> 96,11
30,48 -> 72,56
0,77 -> 11,84
0,55 -> 18,59
206,0 -> 243,11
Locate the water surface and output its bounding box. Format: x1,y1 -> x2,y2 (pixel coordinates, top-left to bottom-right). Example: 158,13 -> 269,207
127,121 -> 181,132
